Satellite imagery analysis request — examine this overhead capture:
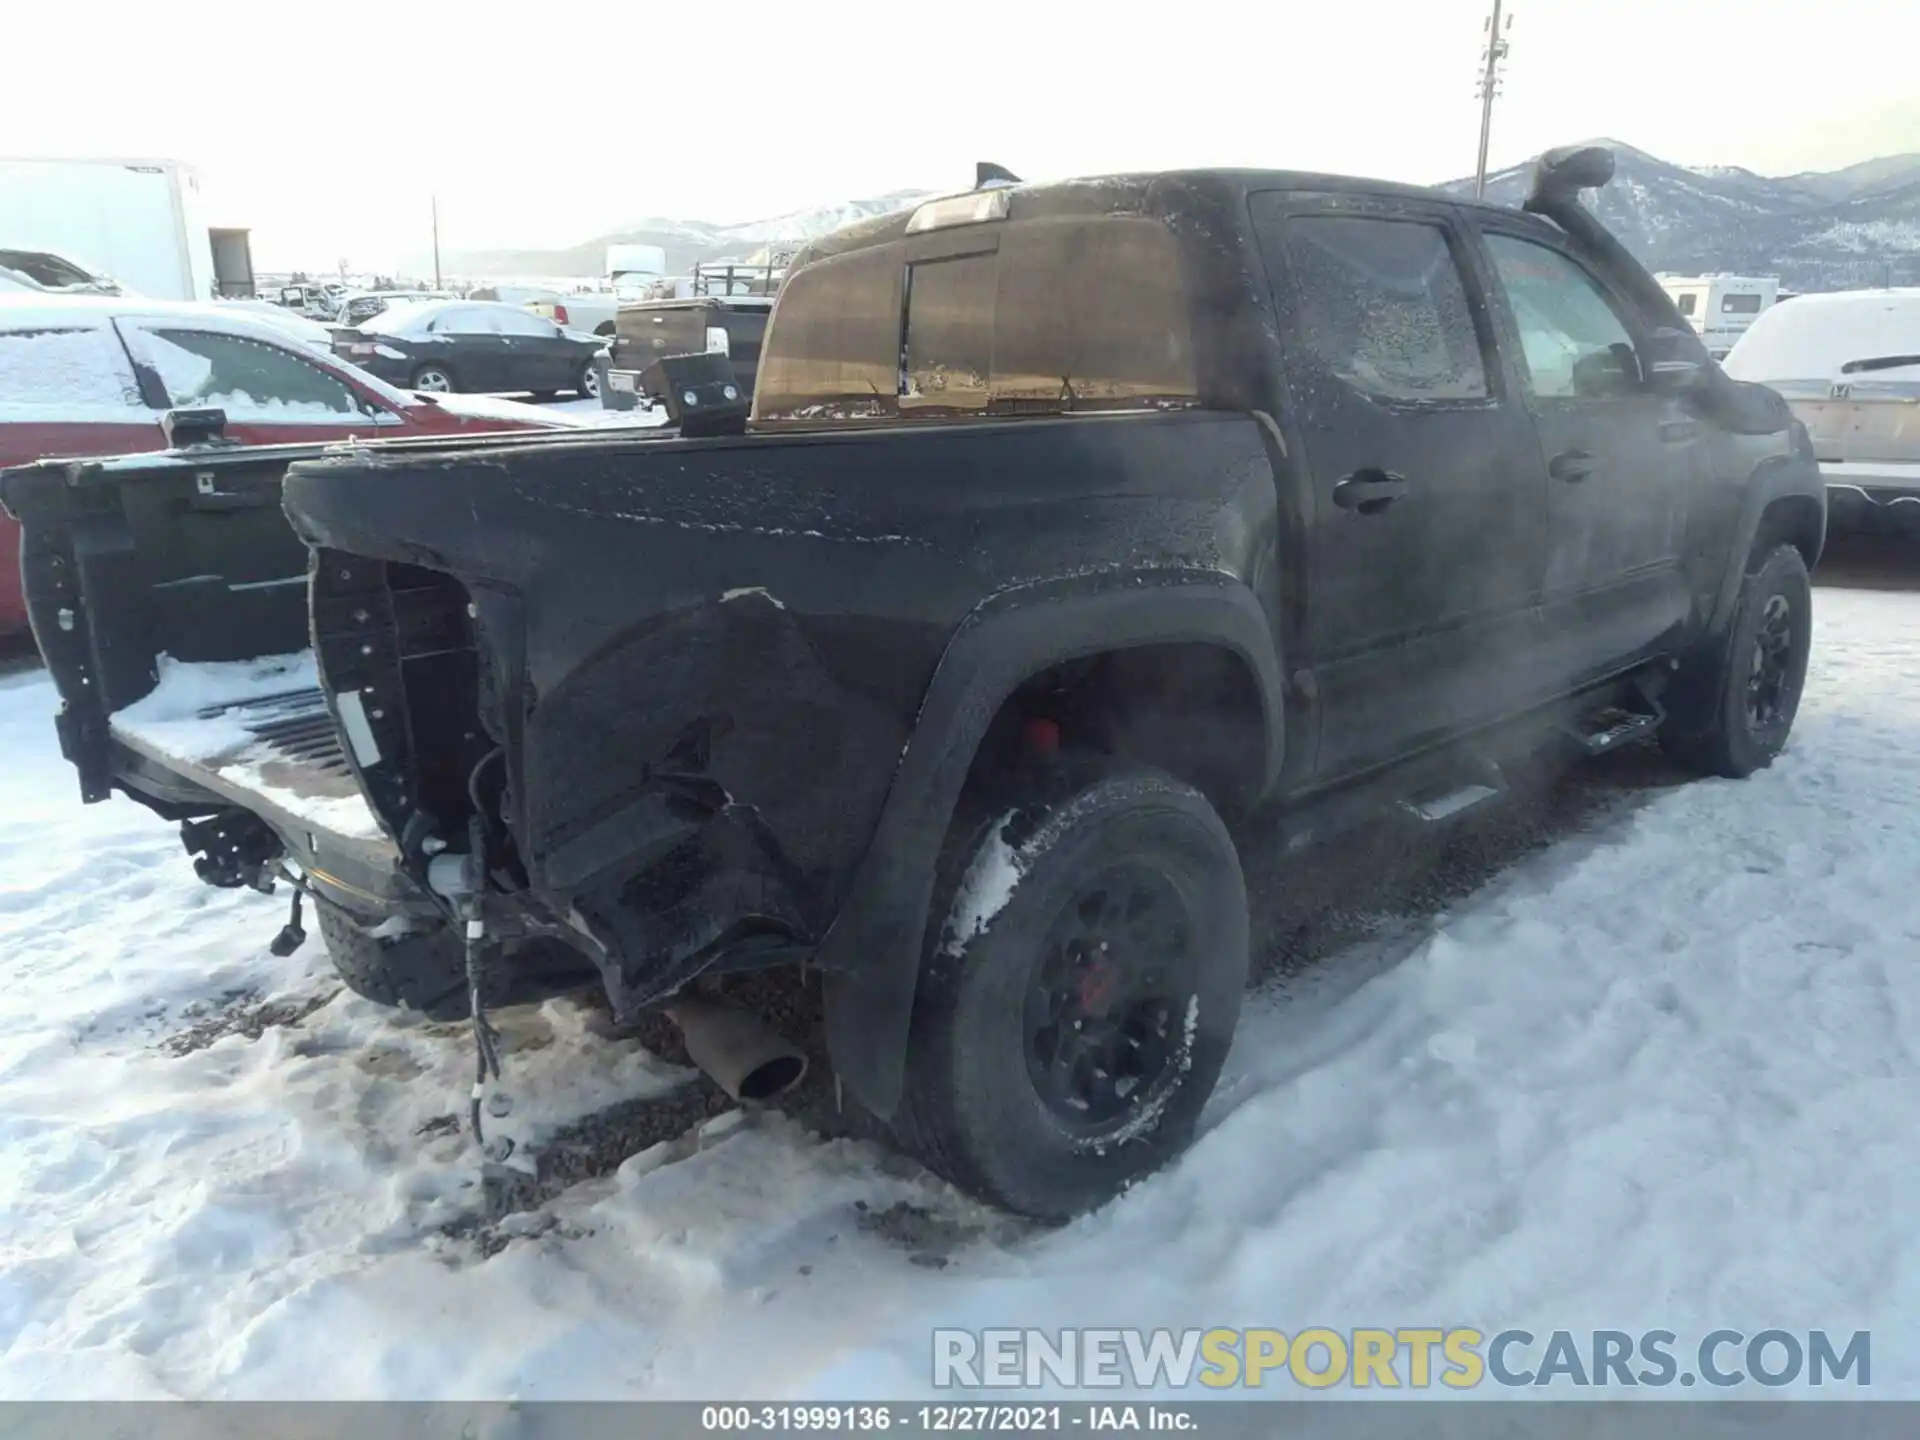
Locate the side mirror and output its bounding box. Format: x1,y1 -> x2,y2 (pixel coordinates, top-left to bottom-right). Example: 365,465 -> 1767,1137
1644,325 -> 1710,395
1648,358 -> 1706,395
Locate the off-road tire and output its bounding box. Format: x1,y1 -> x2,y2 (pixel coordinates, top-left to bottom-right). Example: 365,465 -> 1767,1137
894,766 -> 1248,1220
1661,542 -> 1812,778
314,896 -> 470,1019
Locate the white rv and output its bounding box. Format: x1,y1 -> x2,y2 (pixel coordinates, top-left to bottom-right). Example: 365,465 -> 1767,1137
1657,274 -> 1780,359
0,158 -> 252,302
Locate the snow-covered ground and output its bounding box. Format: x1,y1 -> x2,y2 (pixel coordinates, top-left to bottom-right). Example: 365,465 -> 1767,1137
1,572 -> 1916,1400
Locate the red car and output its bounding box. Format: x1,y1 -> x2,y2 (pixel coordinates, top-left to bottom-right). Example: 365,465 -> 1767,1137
0,294 -> 580,635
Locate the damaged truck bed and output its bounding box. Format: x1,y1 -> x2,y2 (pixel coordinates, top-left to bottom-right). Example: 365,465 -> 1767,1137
3,152 -> 1824,1218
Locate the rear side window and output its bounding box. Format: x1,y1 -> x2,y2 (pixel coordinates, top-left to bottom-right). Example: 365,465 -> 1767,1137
492,308 -> 561,338
424,306 -> 497,335
141,329 -> 360,415
1484,235 -> 1639,400
1722,293 -> 1764,314
0,326 -> 147,416
1674,292 -> 1698,316
1282,217 -> 1489,403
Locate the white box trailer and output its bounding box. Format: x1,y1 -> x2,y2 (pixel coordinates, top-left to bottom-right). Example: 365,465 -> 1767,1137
1656,273 -> 1780,359
606,243 -> 668,297
0,157 -> 246,301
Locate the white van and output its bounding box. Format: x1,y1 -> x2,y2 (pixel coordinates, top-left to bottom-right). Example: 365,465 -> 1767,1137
1657,274 -> 1779,359
1724,288 -> 1920,535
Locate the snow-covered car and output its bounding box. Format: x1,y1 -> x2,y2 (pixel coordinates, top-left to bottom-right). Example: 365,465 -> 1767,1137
273,284 -> 338,321
0,247 -> 123,295
337,290 -> 451,328
336,299 -> 605,398
0,292 -> 584,635
1725,288 -> 1920,536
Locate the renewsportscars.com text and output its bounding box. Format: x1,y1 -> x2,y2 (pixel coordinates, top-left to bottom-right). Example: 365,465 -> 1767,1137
932,1327 -> 1871,1390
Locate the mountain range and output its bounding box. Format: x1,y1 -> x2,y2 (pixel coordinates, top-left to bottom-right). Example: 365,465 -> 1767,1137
419,145 -> 1920,292
1439,141 -> 1920,290
416,190 -> 934,283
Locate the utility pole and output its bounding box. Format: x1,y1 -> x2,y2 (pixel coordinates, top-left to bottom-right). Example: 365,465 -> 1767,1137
1474,0 -> 1513,198
431,194 -> 442,290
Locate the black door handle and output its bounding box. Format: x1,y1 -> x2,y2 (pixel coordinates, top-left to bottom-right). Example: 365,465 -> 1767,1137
1332,469 -> 1409,514
1548,449 -> 1595,482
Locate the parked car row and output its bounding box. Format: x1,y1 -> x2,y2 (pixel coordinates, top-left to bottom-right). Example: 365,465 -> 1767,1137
0,293 -> 584,635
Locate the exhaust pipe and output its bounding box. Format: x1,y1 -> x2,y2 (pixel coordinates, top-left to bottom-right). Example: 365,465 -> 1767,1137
665,995 -> 809,1103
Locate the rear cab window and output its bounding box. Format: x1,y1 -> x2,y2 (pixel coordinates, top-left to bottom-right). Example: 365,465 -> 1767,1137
754,210 -> 1198,424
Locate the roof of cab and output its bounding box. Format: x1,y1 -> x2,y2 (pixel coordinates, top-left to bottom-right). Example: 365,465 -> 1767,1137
790,167 -> 1534,269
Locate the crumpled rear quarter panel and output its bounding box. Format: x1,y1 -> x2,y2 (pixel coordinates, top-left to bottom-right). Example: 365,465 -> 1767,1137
283,412 -> 1273,1004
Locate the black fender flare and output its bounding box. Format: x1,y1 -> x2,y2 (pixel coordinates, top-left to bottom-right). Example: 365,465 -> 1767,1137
1704,453 -> 1826,640
1667,453 -> 1824,740
818,569 -> 1284,1120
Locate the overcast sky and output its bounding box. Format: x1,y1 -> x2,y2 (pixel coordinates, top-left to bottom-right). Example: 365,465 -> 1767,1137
7,0 -> 1917,271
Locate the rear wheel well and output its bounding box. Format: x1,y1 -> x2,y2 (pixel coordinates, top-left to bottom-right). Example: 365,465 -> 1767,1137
1752,494 -> 1824,572
963,643 -> 1267,819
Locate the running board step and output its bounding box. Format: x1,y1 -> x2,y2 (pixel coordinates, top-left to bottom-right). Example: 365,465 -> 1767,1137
1401,782 -> 1504,824
1565,703 -> 1664,756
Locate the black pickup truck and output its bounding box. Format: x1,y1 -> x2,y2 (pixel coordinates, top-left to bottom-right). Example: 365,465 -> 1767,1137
2,147 -> 1824,1219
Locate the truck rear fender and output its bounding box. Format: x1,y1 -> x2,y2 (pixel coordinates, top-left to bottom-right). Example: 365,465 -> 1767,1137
819,571 -> 1284,1120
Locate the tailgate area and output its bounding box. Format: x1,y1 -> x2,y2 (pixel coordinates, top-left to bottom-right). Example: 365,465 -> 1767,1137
109,650 -> 382,844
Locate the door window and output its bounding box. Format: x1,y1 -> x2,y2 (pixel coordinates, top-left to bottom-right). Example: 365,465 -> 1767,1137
1674,292 -> 1698,317
1485,235 -> 1641,400
1282,216 -> 1489,403
141,328 -> 362,416
0,326 -> 148,417
429,306 -> 501,335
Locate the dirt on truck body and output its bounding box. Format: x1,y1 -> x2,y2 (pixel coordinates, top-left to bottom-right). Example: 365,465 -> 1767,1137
4,147 -> 1824,1219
